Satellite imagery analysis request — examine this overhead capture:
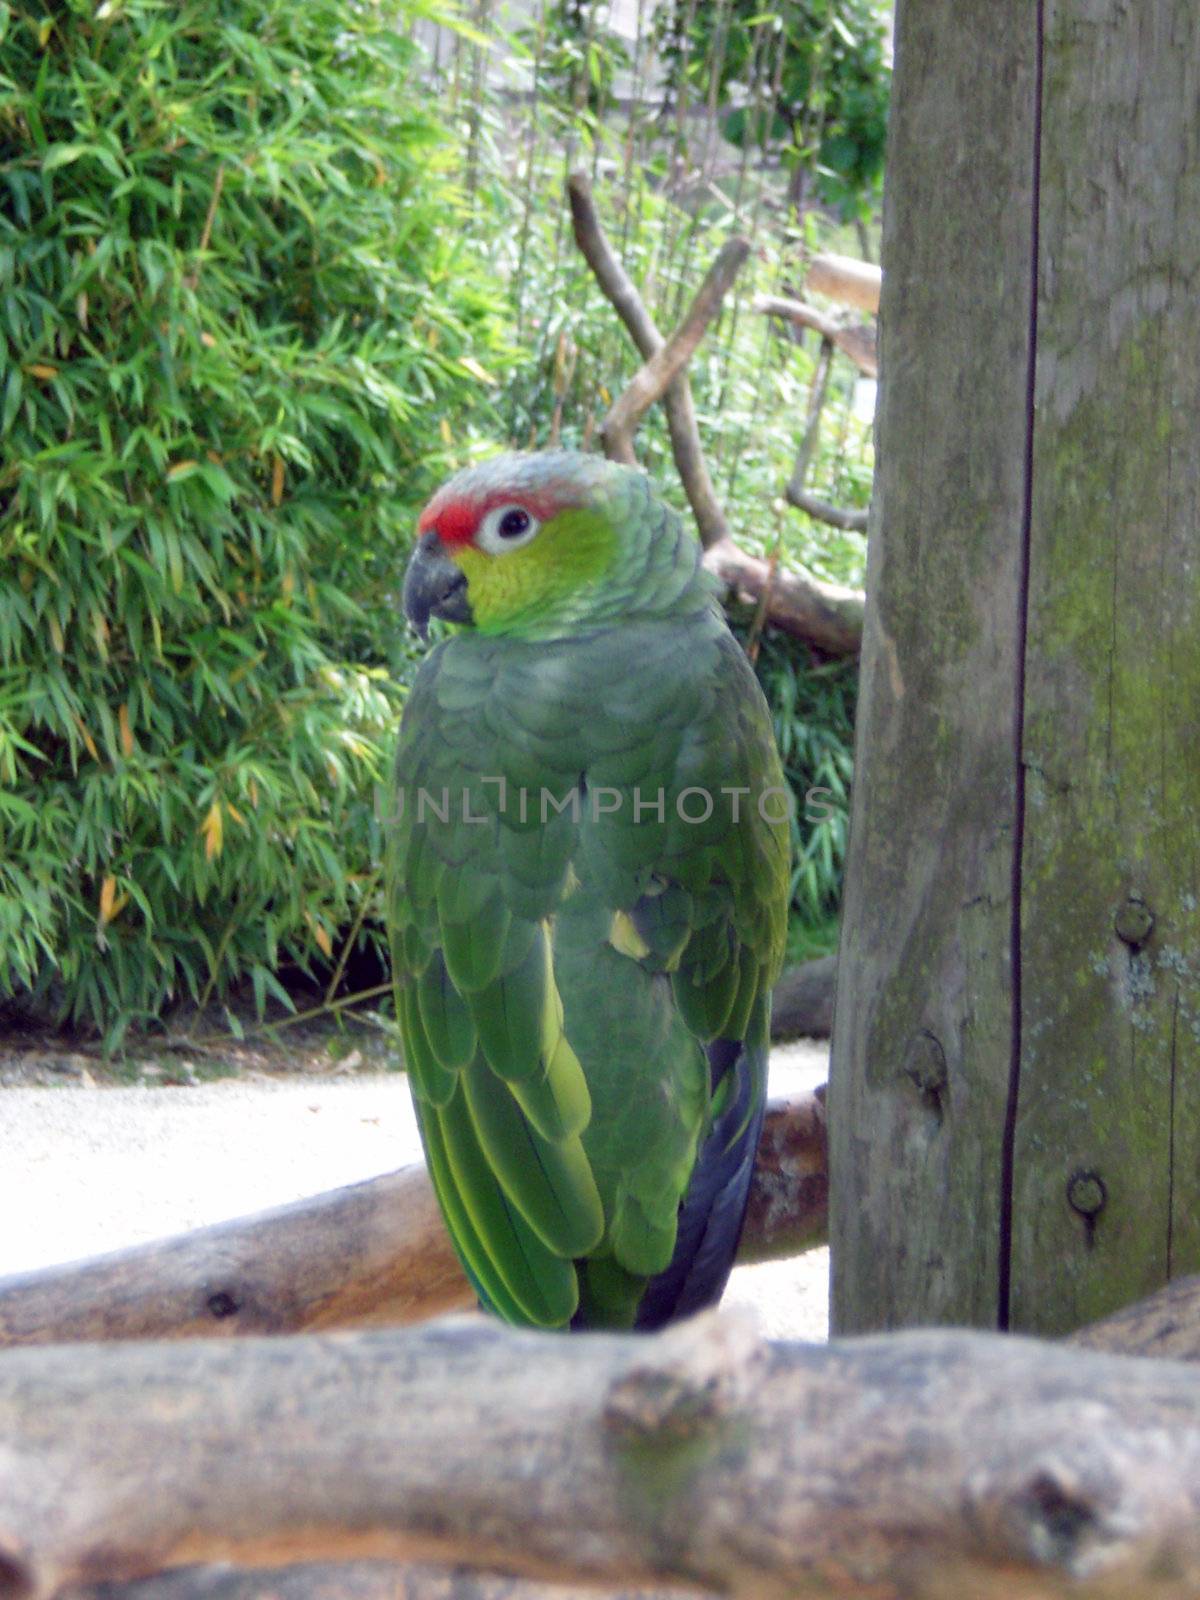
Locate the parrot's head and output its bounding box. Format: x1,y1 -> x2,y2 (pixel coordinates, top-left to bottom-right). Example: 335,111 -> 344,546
403,451 -> 701,641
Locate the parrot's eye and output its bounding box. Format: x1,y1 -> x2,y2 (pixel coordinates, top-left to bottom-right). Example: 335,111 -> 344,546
476,503 -> 541,554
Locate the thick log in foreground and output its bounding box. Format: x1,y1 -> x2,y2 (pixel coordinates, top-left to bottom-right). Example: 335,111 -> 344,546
7,1312 -> 1200,1600
0,1096 -> 826,1349
71,1563 -> 684,1600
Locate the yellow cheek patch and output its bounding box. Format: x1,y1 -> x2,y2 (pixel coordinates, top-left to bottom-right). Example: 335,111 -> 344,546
453,509 -> 616,633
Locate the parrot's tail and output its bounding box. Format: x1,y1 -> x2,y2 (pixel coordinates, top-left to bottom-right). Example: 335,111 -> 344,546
631,1033 -> 767,1331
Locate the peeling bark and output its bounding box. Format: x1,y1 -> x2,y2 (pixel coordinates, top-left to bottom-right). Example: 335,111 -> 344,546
5,1314 -> 1200,1600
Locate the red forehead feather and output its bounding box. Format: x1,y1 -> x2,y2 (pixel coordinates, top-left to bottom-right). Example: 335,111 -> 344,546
419,496 -> 476,545
418,487 -> 560,548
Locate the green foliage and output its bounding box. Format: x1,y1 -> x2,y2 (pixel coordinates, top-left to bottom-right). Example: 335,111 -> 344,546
734,618 -> 856,925
657,0 -> 891,221
0,0 -> 511,1041
536,0 -> 630,118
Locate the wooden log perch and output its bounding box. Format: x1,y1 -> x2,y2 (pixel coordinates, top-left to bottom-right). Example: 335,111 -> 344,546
8,1313 -> 1200,1600
770,955 -> 836,1039
806,251 -> 882,314
703,538 -> 864,657
754,293 -> 878,377
0,1096 -> 826,1349
60,1269 -> 1200,1600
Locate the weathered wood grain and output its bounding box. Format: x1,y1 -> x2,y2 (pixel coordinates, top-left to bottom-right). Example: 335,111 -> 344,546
70,1564 -> 689,1600
5,1314 -> 1200,1600
0,1165 -> 467,1347
1011,0 -> 1200,1334
57,1274 -> 1200,1600
828,0 -> 1038,1332
831,0 -> 1200,1338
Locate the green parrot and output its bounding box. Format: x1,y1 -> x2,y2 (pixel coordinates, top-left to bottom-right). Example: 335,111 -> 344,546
386,451 -> 790,1330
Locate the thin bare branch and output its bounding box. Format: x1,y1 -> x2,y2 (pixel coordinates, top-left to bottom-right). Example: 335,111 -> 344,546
754,294 -> 878,377
184,164 -> 226,293
566,171 -> 661,358
602,238 -> 750,461
787,335 -> 835,501
784,487 -> 870,532
566,171 -> 732,547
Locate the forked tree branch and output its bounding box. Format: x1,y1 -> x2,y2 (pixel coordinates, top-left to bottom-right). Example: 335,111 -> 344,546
0,1096 -> 826,1349
7,1313 -> 1200,1600
566,175 -> 867,653
602,239 -> 751,464
567,172 -> 733,549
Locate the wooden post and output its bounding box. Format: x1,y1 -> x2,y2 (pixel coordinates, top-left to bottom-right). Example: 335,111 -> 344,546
830,0 -> 1200,1336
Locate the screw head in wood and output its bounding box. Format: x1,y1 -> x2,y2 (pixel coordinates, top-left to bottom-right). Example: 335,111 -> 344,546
1114,896 -> 1154,948
1066,1171 -> 1107,1219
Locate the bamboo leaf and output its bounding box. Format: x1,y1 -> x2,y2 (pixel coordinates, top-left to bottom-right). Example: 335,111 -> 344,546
201,801 -> 224,861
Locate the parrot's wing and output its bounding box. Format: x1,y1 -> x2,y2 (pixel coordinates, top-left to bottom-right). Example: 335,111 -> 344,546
570,623 -> 791,1325
387,638 -> 608,1328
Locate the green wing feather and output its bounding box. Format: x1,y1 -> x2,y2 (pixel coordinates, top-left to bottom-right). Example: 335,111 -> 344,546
387,593 -> 788,1329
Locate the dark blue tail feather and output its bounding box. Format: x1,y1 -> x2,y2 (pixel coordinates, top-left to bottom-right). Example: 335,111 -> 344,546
633,1035 -> 765,1331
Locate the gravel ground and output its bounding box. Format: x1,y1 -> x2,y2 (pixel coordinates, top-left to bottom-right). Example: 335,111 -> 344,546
0,1041 -> 830,1340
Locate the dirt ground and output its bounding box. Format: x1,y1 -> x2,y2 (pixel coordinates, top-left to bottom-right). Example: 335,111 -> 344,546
0,1026 -> 831,1341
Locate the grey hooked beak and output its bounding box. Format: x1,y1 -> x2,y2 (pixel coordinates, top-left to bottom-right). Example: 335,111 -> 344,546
403,532 -> 473,641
